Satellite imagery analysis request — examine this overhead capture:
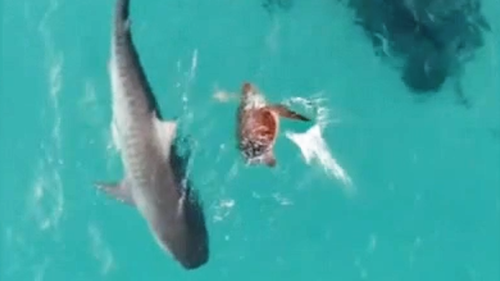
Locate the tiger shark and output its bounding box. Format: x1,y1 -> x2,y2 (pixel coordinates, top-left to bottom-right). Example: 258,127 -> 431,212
94,0 -> 209,270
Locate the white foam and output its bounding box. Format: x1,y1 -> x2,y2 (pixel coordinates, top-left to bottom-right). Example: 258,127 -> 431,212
189,49 -> 198,82
212,90 -> 239,103
88,224 -> 115,275
213,199 -> 236,222
30,166 -> 64,231
28,0 -> 65,233
283,96 -> 356,196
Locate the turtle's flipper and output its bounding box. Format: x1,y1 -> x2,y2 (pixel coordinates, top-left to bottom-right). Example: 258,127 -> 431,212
268,104 -> 310,122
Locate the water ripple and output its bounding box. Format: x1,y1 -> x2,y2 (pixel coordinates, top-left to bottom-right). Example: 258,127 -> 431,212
28,0 -> 65,233
88,223 -> 116,275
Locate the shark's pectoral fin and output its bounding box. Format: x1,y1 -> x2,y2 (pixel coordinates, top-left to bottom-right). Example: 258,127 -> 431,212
154,116 -> 177,159
94,179 -> 135,206
268,104 -> 311,122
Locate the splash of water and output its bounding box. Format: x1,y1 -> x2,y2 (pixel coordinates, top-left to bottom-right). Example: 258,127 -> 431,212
174,48 -> 199,127
212,199 -> 236,223
283,96 -> 356,196
212,89 -> 239,103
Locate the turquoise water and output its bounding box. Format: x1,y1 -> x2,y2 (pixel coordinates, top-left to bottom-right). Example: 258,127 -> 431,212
2,0 -> 500,280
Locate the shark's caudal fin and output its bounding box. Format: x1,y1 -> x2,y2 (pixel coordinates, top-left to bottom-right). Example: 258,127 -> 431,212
268,104 -> 311,122
94,178 -> 135,206
114,0 -> 131,36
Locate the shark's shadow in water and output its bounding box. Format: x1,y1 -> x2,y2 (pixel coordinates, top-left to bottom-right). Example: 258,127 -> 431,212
342,0 -> 491,105
259,0 -> 490,105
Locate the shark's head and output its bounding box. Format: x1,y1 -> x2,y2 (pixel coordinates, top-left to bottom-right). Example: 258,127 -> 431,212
176,186 -> 210,269
153,185 -> 209,270
160,139 -> 210,270
153,198 -> 209,270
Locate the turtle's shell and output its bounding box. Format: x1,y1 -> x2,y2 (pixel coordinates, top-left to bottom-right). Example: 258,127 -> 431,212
239,108 -> 278,159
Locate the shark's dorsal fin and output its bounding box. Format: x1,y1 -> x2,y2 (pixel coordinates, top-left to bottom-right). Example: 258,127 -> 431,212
94,178 -> 135,206
154,115 -> 177,159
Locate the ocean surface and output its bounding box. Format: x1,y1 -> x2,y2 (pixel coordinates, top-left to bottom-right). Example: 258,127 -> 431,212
1,0 -> 500,280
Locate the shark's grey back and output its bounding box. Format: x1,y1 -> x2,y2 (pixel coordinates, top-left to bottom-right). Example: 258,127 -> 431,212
96,0 -> 210,270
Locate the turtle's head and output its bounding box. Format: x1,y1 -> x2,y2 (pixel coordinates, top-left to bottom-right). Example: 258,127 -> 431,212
241,82 -> 266,109
241,82 -> 258,97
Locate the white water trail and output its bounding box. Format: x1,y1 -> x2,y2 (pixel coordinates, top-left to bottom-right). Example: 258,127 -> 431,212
283,96 -> 356,196
29,0 -> 65,233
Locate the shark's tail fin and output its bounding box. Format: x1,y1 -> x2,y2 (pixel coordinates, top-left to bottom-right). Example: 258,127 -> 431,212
114,0 -> 131,36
